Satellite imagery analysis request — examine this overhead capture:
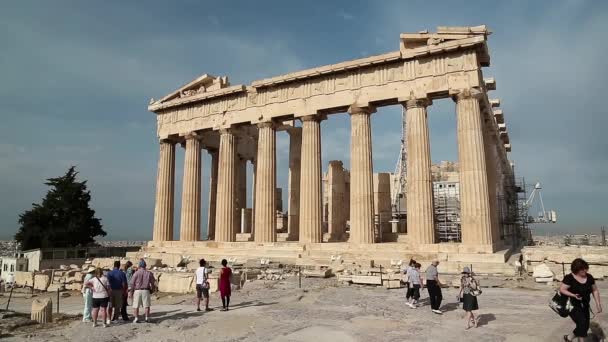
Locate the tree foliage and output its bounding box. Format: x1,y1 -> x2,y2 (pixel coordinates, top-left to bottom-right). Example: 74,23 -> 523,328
15,166 -> 105,250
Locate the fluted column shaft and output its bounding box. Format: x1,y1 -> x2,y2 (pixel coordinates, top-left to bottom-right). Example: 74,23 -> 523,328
456,89 -> 493,246
298,116 -> 323,243
287,127 -> 302,241
215,129 -> 237,242
483,128 -> 501,244
206,149 -> 218,240
348,106 -> 375,244
404,99 -> 435,244
153,140 -> 175,241
254,122 -> 277,243
179,134 -> 202,241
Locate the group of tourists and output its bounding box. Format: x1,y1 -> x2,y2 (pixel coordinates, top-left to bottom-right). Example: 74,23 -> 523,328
82,259 -> 156,327
402,259 -> 484,329
82,257 -> 235,327
194,258 -> 233,312
402,257 -> 603,337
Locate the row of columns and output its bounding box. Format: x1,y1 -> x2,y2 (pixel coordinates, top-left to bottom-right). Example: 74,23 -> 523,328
152,88 -> 502,248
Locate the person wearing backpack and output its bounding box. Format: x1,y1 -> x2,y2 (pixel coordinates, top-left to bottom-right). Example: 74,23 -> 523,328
84,267 -> 112,327
458,266 -> 481,330
560,258 -> 602,341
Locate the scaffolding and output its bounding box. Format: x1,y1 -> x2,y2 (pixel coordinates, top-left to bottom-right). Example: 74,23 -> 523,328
433,182 -> 461,242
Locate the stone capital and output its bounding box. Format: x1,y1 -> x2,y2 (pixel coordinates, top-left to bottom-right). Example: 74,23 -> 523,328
347,104 -> 376,116
158,138 -> 177,145
256,121 -> 276,129
286,126 -> 302,136
183,131 -> 201,140
402,97 -> 432,109
219,128 -> 235,136
300,114 -> 325,122
451,88 -> 484,102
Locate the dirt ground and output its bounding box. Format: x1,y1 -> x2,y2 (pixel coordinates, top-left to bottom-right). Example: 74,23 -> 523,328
1,276 -> 607,342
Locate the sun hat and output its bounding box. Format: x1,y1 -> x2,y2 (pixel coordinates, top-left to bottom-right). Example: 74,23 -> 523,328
87,266 -> 96,273
462,266 -> 471,274
139,260 -> 147,268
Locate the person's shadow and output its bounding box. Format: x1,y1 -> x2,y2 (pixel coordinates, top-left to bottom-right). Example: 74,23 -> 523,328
476,313 -> 496,327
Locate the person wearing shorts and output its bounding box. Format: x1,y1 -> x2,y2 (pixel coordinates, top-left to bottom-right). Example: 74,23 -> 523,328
85,268 -> 111,327
129,259 -> 156,323
107,260 -> 127,322
195,259 -> 211,312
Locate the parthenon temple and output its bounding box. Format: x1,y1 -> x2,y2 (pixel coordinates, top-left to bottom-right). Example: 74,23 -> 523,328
139,26 -> 523,271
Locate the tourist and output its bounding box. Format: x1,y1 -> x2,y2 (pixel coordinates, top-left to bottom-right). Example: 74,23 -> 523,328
403,259 -> 416,302
107,260 -> 128,322
458,266 -> 480,329
560,258 -> 603,341
129,259 -> 157,323
120,261 -> 133,321
85,267 -> 111,327
425,260 -> 443,314
81,266 -> 96,322
406,263 -> 423,309
219,259 -> 232,311
195,258 -> 212,312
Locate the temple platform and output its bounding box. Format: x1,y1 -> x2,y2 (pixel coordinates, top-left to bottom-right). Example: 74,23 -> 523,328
127,241 -> 519,275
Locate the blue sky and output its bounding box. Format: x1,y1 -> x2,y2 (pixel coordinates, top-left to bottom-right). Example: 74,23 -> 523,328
1,1 -> 607,240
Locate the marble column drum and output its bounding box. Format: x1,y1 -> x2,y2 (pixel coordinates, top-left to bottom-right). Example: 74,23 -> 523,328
206,148 -> 218,240
179,134 -> 202,242
298,115 -> 323,243
404,98 -> 435,244
152,140 -> 175,242
287,127 -> 302,241
455,89 -> 493,246
254,122 -> 277,243
215,129 -> 237,242
348,106 -> 375,244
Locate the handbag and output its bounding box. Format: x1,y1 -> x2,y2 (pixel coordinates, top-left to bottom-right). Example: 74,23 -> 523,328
469,278 -> 482,296
549,290 -> 571,318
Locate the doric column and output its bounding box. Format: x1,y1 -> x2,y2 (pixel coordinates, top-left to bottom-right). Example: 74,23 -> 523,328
455,89 -> 493,246
206,148 -> 218,240
235,155 -> 247,231
348,105 -> 375,244
483,127 -> 501,245
179,133 -> 202,241
287,127 -> 302,241
251,156 -> 257,236
215,129 -> 237,242
404,98 -> 435,244
152,140 -> 175,242
253,122 -> 277,243
298,115 -> 323,243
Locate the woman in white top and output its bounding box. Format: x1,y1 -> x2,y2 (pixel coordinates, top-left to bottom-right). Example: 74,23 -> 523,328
407,263 -> 423,308
85,268 -> 112,327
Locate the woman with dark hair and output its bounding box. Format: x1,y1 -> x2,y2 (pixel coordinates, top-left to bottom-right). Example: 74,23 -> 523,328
219,259 -> 233,311
459,266 -> 480,329
560,258 -> 602,341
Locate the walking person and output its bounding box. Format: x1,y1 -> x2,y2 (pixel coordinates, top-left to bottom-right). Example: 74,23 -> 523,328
107,260 -> 128,322
403,259 -> 416,303
459,267 -> 480,329
85,268 -> 111,327
129,260 -> 157,323
120,261 -> 133,321
560,258 -> 603,341
425,260 -> 443,314
81,266 -> 96,322
406,263 -> 423,309
219,259 -> 232,311
195,258 -> 212,312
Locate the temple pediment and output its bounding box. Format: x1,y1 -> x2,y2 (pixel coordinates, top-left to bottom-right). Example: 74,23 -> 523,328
152,74 -> 231,105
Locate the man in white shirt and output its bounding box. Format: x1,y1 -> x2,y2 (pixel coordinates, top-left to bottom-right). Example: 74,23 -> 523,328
195,259 -> 211,312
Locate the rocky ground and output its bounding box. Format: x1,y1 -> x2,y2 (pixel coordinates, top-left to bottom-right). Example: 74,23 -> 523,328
1,276 -> 607,342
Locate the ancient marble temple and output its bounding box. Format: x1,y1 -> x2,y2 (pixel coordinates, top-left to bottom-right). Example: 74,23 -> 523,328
145,26 -> 516,260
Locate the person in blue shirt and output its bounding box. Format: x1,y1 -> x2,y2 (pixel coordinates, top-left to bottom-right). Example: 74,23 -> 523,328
107,260 -> 128,323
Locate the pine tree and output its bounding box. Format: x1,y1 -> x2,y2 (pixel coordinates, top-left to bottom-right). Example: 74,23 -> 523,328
15,166 -> 106,250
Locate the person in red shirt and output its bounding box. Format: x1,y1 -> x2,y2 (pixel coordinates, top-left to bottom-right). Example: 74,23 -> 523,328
219,259 -> 232,311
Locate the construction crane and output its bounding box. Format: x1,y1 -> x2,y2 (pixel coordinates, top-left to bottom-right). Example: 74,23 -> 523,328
390,107 -> 407,215
521,182 -> 557,223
